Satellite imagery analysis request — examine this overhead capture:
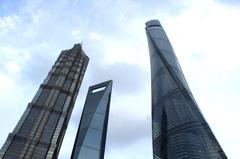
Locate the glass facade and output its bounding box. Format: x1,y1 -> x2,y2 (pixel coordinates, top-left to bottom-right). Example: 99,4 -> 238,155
71,80 -> 112,159
0,44 -> 89,159
145,20 -> 227,159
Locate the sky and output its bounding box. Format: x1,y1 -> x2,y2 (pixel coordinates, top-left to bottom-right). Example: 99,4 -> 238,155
0,0 -> 240,158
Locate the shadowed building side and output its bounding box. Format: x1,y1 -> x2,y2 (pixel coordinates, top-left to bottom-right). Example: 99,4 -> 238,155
0,44 -> 89,159
71,80 -> 112,159
145,20 -> 227,159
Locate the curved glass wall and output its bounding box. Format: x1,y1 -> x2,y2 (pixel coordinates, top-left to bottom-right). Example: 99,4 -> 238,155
145,20 -> 227,159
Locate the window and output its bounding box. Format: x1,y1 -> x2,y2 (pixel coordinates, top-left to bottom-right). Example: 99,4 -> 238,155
40,112 -> 60,143
65,61 -> 72,67
63,79 -> 72,90
77,146 -> 99,159
90,113 -> 104,131
55,68 -> 62,74
48,75 -> 58,85
96,96 -> 108,114
68,71 -> 75,79
72,65 -> 78,71
82,127 -> 102,149
32,143 -> 48,158
91,86 -> 106,93
54,93 -> 67,111
19,108 -> 41,136
5,137 -> 26,157
36,88 -> 51,106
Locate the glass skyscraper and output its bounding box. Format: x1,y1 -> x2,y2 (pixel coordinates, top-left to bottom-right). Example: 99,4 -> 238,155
0,44 -> 89,159
145,20 -> 227,159
71,80 -> 112,159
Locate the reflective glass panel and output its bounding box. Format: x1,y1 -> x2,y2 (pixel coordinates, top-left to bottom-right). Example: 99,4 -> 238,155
96,96 -> 108,114
77,146 -> 99,159
36,88 -> 50,106
82,127 -> 102,149
90,113 -> 104,131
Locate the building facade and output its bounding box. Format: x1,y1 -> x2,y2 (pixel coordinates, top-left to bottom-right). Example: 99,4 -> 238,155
145,20 -> 227,159
0,44 -> 89,159
71,80 -> 112,159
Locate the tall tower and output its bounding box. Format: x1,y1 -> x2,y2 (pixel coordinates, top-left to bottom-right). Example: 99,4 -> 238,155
0,44 -> 89,159
71,80 -> 112,159
145,20 -> 227,159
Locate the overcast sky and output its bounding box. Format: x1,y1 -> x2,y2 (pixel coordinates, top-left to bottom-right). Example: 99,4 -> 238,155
0,0 -> 240,158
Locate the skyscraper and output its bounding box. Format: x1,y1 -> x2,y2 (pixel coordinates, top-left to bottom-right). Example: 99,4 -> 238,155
145,20 -> 227,159
71,80 -> 112,159
0,44 -> 89,159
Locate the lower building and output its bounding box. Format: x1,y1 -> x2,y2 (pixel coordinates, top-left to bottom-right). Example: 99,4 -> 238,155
71,80 -> 112,159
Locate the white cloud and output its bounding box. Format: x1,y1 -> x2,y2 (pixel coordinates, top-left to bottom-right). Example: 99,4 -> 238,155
0,73 -> 15,91
0,72 -> 30,148
71,29 -> 82,40
89,31 -> 101,40
106,137 -> 152,159
5,61 -> 22,73
0,15 -> 20,34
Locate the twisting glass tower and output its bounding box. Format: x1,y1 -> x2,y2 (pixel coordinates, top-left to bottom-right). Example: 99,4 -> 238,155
71,80 -> 112,159
145,20 -> 227,159
0,44 -> 89,159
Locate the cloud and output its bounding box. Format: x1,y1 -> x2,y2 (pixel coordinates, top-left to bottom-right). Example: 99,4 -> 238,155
20,47 -> 57,85
217,0 -> 240,6
0,72 -> 33,149
0,15 -> 19,31
0,0 -> 22,16
5,61 -> 21,72
106,137 -> 152,159
89,62 -> 149,95
71,30 -> 82,40
107,112 -> 151,147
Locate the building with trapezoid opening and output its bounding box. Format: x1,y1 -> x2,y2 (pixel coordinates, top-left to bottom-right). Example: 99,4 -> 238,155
71,80 -> 112,159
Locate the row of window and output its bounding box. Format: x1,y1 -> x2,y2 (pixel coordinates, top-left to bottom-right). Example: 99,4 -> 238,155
54,57 -> 83,73
40,112 -> 60,143
16,91 -> 70,158
17,89 -> 68,139
50,115 -> 65,144
58,52 -> 83,61
18,108 -> 42,137
31,143 -> 49,159
57,54 -> 83,65
4,137 -> 26,158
